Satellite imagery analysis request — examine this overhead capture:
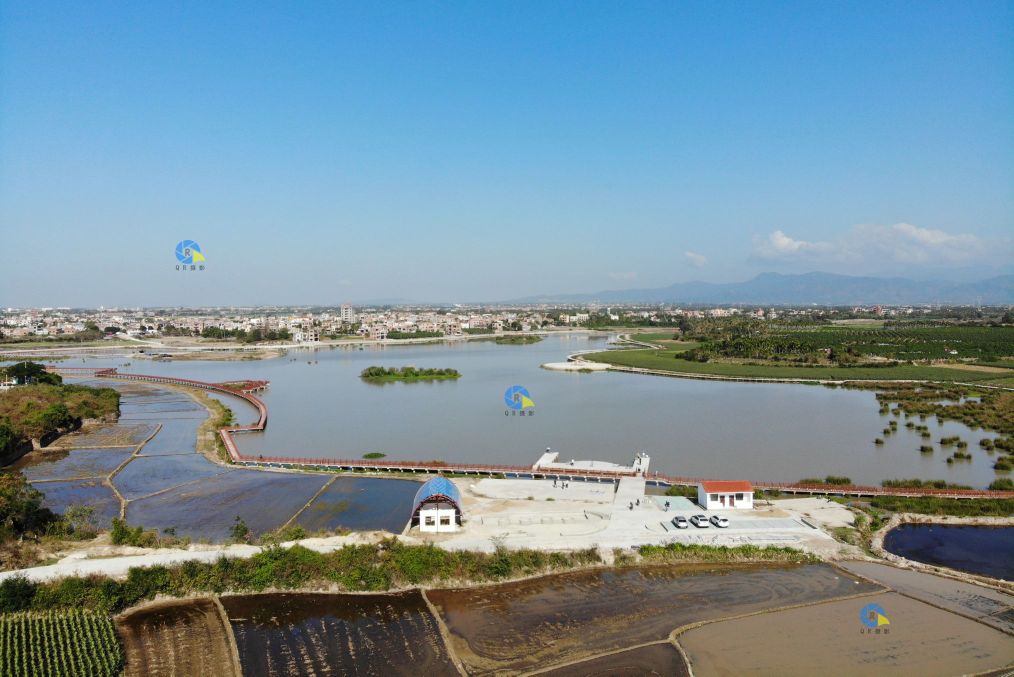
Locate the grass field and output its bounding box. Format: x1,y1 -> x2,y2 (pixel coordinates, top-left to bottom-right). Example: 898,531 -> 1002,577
583,348 -> 1006,381
0,610 -> 123,677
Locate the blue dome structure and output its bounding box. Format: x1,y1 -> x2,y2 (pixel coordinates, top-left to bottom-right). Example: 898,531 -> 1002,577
412,476 -> 462,529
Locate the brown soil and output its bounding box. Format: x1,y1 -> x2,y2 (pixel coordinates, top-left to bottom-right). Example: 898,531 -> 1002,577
220,591 -> 458,676
426,563 -> 879,675
679,591 -> 1014,676
536,643 -> 689,676
117,597 -> 240,677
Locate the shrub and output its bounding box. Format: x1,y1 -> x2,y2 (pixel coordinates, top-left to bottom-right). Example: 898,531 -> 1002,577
988,478 -> 1014,491
110,518 -> 156,547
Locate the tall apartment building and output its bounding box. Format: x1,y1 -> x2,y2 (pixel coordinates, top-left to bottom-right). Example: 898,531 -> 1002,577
340,304 -> 356,324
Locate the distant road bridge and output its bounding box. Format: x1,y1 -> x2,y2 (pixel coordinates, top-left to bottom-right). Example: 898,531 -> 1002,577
45,366 -> 1014,501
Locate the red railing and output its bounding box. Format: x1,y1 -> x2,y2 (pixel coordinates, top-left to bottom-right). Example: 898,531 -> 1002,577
47,366 -> 1014,500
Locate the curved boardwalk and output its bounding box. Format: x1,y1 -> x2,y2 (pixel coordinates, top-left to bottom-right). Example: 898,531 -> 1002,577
48,366 -> 1014,501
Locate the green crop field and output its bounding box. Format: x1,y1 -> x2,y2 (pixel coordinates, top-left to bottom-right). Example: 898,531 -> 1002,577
756,325 -> 1014,361
0,610 -> 123,677
583,348 -> 1006,381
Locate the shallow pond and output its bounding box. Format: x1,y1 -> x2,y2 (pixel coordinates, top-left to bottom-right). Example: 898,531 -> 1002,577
65,335 -> 1002,486
883,524 -> 1014,580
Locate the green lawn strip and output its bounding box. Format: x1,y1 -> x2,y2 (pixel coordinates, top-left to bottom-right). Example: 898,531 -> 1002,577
582,349 -> 1002,381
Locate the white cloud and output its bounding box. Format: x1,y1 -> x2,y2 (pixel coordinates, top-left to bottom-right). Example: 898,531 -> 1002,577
684,251 -> 708,268
752,223 -> 997,268
608,271 -> 638,281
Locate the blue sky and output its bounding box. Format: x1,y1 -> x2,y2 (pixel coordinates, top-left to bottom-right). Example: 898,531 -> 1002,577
1,1 -> 1011,306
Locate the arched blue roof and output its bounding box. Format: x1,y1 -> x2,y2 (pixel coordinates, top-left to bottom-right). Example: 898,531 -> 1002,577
412,476 -> 462,515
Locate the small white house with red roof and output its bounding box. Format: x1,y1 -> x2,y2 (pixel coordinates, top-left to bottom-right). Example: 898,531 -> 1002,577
697,480 -> 753,510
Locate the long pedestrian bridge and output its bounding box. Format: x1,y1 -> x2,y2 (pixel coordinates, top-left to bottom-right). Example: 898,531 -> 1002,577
46,366 -> 1014,500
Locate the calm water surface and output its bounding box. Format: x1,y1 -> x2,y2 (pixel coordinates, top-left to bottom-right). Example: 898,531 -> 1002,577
883,524 -> 1014,579
66,335 -> 1001,486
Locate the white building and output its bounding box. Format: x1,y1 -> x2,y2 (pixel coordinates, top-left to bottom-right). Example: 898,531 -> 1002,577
697,480 -> 753,510
340,304 -> 356,324
412,476 -> 462,533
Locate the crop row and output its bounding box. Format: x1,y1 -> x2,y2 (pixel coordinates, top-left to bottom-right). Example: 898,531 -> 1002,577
768,326 -> 1014,358
0,610 -> 123,677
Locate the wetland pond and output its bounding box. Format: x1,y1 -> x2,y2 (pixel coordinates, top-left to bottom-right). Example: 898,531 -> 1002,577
883,524 -> 1014,580
62,334 -> 1004,487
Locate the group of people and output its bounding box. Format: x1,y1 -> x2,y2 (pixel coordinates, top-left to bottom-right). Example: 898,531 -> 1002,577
552,479 -> 571,489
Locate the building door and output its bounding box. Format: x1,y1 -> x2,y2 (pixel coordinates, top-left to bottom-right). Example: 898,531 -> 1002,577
729,494 -> 735,507
720,495 -> 726,507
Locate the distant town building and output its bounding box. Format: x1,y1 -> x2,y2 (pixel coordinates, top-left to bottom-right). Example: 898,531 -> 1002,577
340,304 -> 356,324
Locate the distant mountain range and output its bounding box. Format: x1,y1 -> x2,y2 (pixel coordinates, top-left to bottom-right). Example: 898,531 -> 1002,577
508,272 -> 1014,306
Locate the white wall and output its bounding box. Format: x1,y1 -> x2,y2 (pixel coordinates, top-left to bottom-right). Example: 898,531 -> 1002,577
697,487 -> 753,510
419,507 -> 458,532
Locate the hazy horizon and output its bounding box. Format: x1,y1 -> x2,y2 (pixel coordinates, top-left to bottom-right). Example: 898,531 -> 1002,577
2,3 -> 1011,306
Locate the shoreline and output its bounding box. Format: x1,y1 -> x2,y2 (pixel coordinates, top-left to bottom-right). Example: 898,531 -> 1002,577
0,328 -> 606,361
577,334 -> 1014,387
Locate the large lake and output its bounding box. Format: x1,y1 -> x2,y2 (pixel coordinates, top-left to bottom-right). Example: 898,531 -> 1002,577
62,334 -> 1001,487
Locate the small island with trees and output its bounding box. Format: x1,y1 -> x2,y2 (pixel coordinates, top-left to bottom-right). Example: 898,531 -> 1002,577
495,335 -> 543,345
359,366 -> 461,382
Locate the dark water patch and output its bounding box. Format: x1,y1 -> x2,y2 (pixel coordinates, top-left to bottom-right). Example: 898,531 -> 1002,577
137,419 -> 201,455
112,454 -> 231,500
427,563 -> 880,674
540,643 -> 689,676
295,477 -> 419,534
221,591 -> 456,676
31,479 -> 120,526
883,524 -> 1014,580
18,448 -> 133,481
126,470 -> 330,540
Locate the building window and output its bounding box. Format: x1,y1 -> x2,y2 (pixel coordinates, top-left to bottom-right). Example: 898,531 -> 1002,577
440,516 -> 451,526
709,494 -> 718,501
735,493 -> 744,500
424,516 -> 435,526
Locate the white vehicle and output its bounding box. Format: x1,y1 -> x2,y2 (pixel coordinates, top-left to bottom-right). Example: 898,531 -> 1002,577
690,514 -> 710,528
671,515 -> 689,529
710,515 -> 730,528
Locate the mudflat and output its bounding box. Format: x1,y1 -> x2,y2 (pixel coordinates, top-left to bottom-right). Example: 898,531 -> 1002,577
117,597 -> 240,677
839,560 -> 1014,633
221,591 -> 458,676
679,591 -> 1014,676
536,643 -> 690,676
427,563 -> 879,674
